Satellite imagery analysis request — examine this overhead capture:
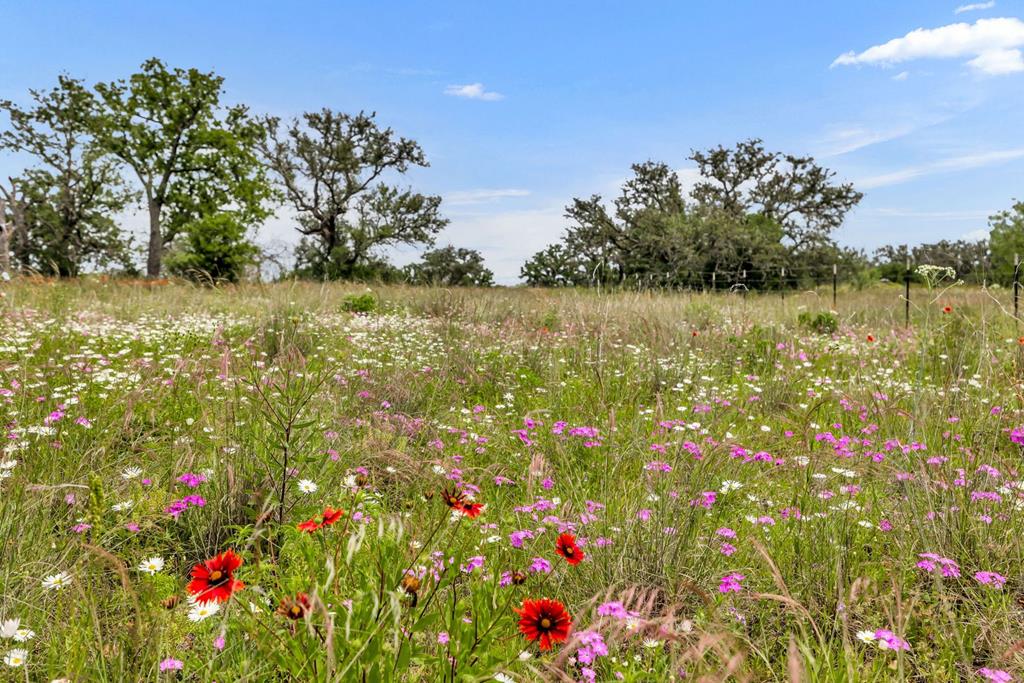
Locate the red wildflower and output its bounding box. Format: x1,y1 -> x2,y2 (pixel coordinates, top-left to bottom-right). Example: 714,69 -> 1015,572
442,486 -> 483,518
321,507 -> 344,526
866,334 -> 875,343
461,501 -> 484,518
277,592 -> 312,620
298,507 -> 345,533
187,549 -> 244,604
514,598 -> 572,651
554,533 -> 584,565
441,486 -> 466,511
297,518 -> 320,533
943,305 -> 953,314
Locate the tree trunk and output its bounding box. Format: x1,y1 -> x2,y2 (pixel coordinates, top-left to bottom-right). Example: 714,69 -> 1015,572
146,199 -> 163,278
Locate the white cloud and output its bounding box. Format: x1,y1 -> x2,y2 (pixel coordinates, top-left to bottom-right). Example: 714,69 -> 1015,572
425,206 -> 567,284
967,48 -> 1024,73
892,70 -> 910,80
961,228 -> 990,240
445,189 -> 530,205
831,17 -> 1024,75
955,1 -> 995,14
857,147 -> 1024,188
443,83 -> 504,101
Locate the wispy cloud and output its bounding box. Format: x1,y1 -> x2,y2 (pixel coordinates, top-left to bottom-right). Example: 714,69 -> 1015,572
955,1 -> 995,15
892,70 -> 910,80
870,207 -> 994,220
817,124 -> 919,157
831,17 -> 1024,75
349,63 -> 442,77
857,147 -> 1024,188
443,83 -> 504,101
445,189 -> 530,205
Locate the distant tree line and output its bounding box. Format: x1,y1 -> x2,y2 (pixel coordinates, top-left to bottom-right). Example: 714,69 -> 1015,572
521,140 -> 1024,291
2,59 -> 1022,288
0,59 -> 493,285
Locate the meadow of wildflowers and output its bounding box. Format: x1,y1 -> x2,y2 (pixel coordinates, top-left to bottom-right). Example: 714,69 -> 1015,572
1,279 -> 1023,681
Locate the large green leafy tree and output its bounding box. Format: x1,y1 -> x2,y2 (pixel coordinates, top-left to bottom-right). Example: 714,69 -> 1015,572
0,76 -> 136,276
92,58 -> 272,278
522,141 -> 863,289
257,109 -> 448,280
689,139 -> 862,253
989,200 -> 1024,286
405,245 -> 494,286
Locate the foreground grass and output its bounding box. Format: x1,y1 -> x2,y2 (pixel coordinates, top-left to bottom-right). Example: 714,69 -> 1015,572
1,278 -> 1023,682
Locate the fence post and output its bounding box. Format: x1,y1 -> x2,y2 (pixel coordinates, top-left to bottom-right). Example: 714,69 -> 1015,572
832,264 -> 838,310
1015,253 -> 1020,326
904,257 -> 911,328
711,271 -> 716,294
741,269 -> 747,300
781,267 -> 786,301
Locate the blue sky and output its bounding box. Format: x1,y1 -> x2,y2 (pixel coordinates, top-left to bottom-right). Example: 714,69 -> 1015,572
2,1 -> 1023,282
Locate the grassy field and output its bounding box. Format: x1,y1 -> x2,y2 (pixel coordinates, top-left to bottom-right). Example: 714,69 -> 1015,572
1,278 -> 1023,682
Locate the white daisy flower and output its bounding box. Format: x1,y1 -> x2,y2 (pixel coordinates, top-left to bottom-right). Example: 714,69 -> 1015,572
0,619 -> 19,639
42,572 -> 71,590
856,630 -> 876,643
188,602 -> 220,622
3,648 -> 27,667
12,628 -> 33,642
111,500 -> 134,512
121,466 -> 143,480
138,556 -> 165,575
297,479 -> 318,494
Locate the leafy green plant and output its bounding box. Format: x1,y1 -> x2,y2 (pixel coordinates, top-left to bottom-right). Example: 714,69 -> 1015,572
342,292 -> 378,313
798,310 -> 839,335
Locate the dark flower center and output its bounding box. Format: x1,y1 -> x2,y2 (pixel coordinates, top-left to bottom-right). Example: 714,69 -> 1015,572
564,546 -> 574,555
209,570 -> 225,584
540,618 -> 552,629
291,606 -> 301,617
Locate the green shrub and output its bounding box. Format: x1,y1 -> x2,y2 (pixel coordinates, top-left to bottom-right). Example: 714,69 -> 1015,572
798,310 -> 838,335
341,293 -> 378,313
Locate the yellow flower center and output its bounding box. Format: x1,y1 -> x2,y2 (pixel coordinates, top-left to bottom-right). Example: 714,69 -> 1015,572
209,570 -> 223,582
540,618 -> 552,629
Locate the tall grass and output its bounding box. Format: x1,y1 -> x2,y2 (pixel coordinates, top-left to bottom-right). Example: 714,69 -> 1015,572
0,278 -> 1021,681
